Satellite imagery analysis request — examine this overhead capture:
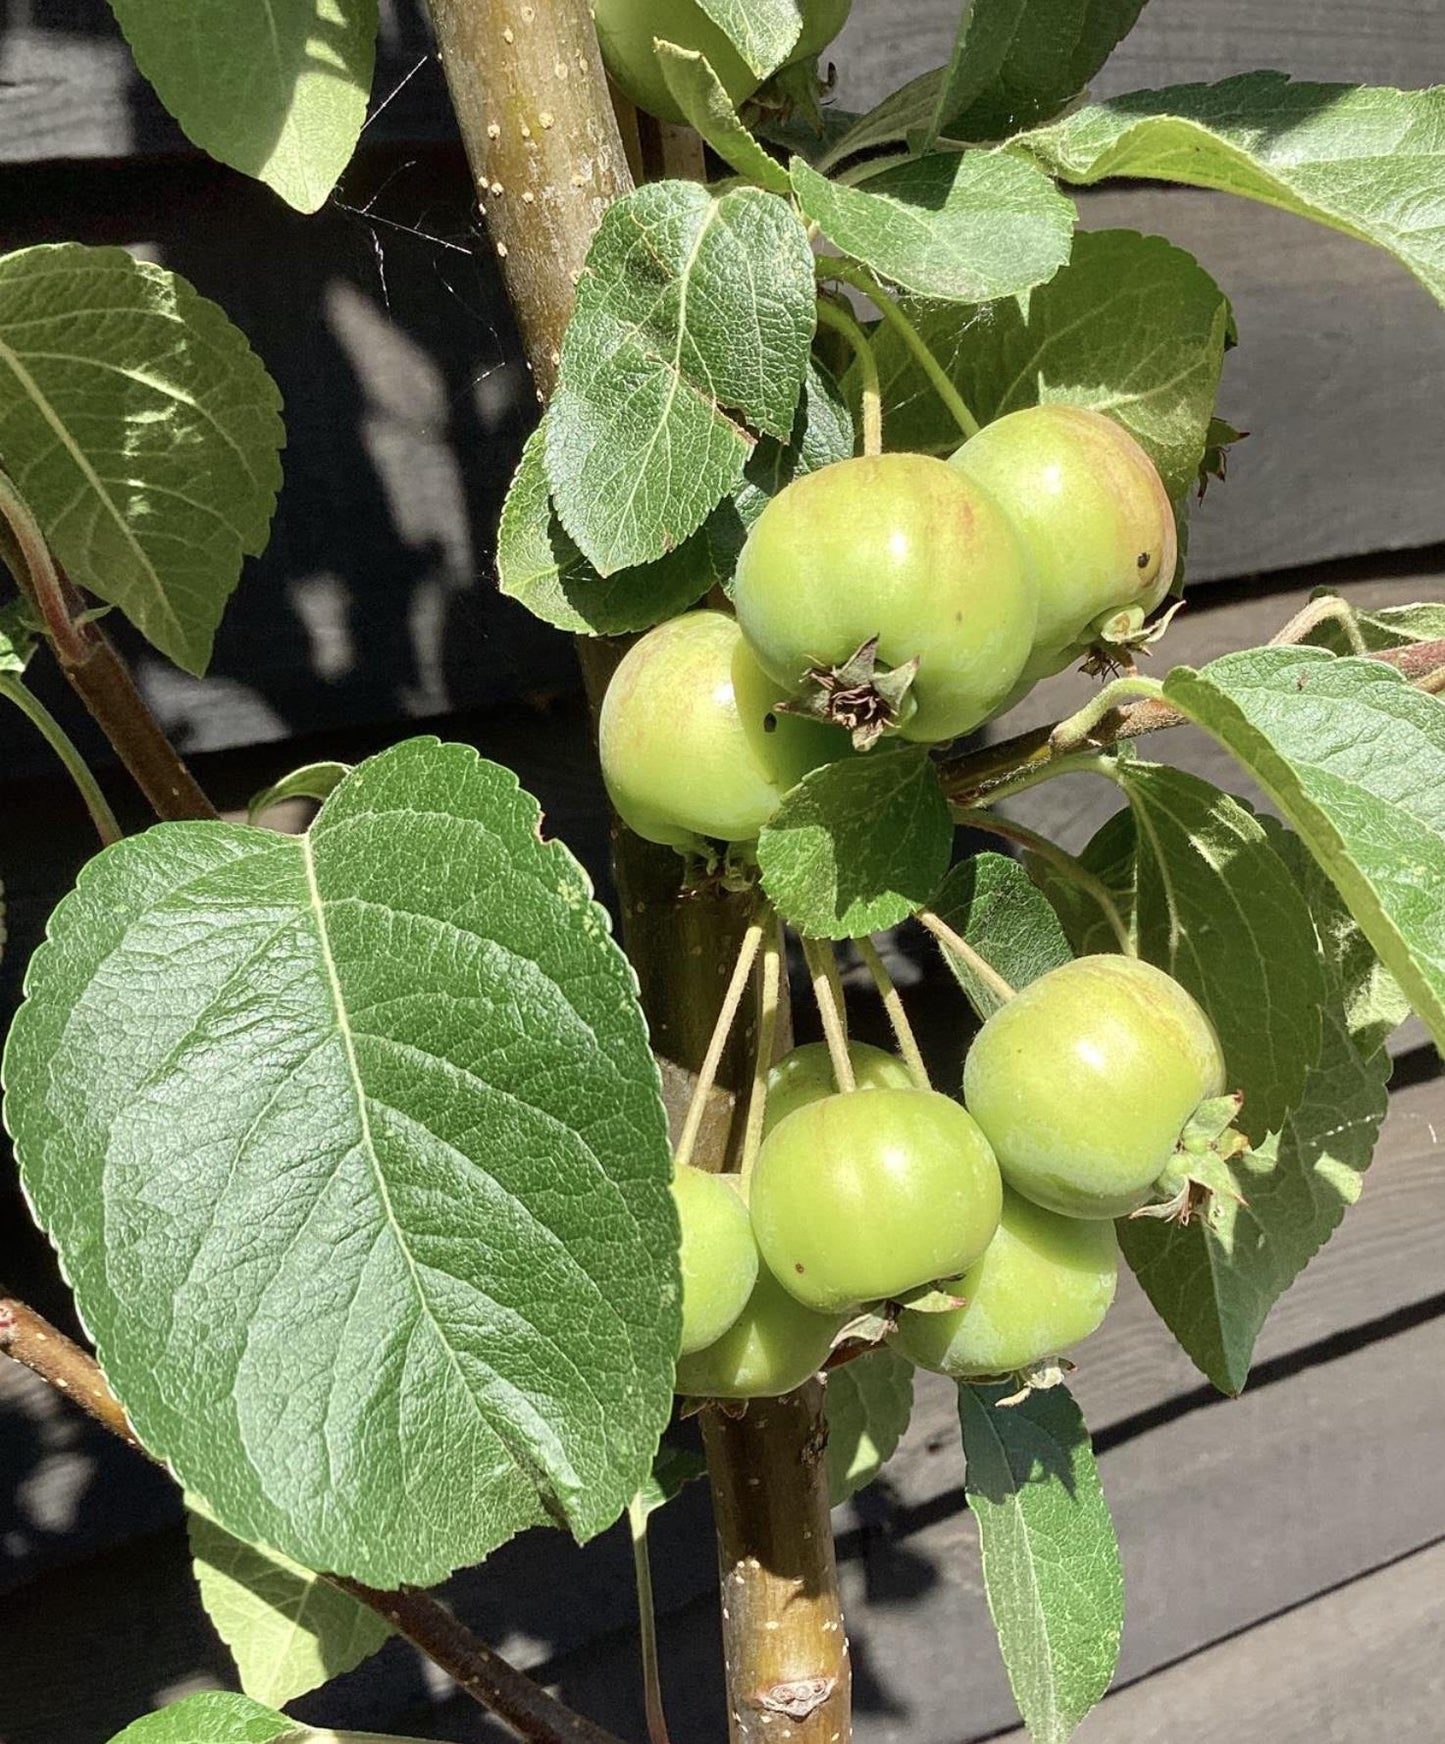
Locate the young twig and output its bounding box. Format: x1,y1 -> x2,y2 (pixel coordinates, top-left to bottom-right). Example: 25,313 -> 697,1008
1269,593 -> 1368,654
672,917 -> 767,1173
0,1294 -> 632,1744
940,614 -> 1445,815
1050,676 -> 1167,754
954,810 -> 1134,956
855,936 -> 931,1087
0,469 -> 218,823
917,911 -> 1017,1006
815,297 -> 882,457
0,1296 -> 142,1449
801,936 -> 856,1089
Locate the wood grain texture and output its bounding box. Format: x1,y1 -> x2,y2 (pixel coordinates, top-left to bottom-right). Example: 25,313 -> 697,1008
3,3 -> 1444,763
0,0 -> 454,162
827,0 -> 1445,113
1008,1537 -> 1445,1743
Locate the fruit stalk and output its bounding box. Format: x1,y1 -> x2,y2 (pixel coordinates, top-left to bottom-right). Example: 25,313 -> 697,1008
428,5 -> 852,1739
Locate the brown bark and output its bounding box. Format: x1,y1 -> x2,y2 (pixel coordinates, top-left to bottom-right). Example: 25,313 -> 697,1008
427,0 -> 632,402
703,1383 -> 852,1744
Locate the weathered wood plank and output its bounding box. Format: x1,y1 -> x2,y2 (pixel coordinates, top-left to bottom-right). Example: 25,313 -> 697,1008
829,0 -> 1445,112
405,1313 -> 1445,1743
2,565 -> 1442,1739
0,0 -> 452,162
1007,1537 -> 1445,1743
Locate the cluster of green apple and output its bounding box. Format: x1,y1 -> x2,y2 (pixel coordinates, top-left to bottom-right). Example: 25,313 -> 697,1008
592,0 -> 854,127
599,406 -> 1176,855
671,955 -> 1226,1398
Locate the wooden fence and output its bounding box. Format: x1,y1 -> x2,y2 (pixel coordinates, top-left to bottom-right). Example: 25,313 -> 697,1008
1,3 -> 1443,1740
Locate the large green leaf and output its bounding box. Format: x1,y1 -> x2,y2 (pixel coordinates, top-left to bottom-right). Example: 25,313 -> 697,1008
4,740 -> 678,1587
188,1502 -> 390,1707
1020,75 -> 1445,306
1264,819 -> 1409,1055
546,182 -> 815,574
918,0 -> 1150,149
825,1345 -> 914,1504
821,0 -> 1149,165
794,154 -> 1074,303
0,244 -> 283,674
757,747 -> 954,938
1163,647 -> 1445,1050
497,425 -> 715,635
1116,763 -> 1325,1139
1034,808 -> 1137,960
929,852 -> 1072,1021
872,229 -> 1231,495
109,1691 -> 430,1743
1118,823 -> 1397,1394
960,1381 -> 1122,1744
106,0 -> 377,214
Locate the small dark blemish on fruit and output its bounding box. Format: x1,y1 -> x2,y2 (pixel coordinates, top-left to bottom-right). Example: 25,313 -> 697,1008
794,1263 -> 805,1274
763,712 -> 777,732
1137,551 -> 1151,568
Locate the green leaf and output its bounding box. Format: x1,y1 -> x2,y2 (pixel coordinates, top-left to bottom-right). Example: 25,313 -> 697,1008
1303,596 -> 1445,656
0,244 -> 284,675
105,0 -> 377,214
247,762 -> 351,827
187,1502 -> 390,1707
108,1692 -> 293,1743
816,70 -> 944,171
705,359 -> 856,583
109,1691 -> 434,1744
919,0 -> 1150,150
826,1345 -> 914,1504
1115,762 -> 1325,1139
1021,75 -> 1445,307
1034,809 -> 1137,960
4,739 -> 678,1587
929,852 -> 1072,1020
873,229 -> 1231,495
793,153 -> 1074,303
1264,819 -> 1409,1056
757,746 -> 954,938
498,425 -> 714,635
960,1381 -> 1122,1744
658,46 -> 792,192
1119,822 -> 1394,1394
0,599 -> 37,674
546,183 -> 815,574
1162,647 -> 1445,1051
635,1441 -> 709,1517
693,0 -> 803,78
